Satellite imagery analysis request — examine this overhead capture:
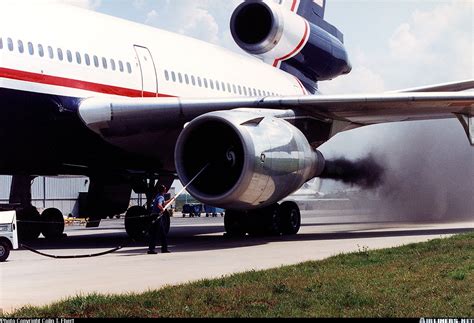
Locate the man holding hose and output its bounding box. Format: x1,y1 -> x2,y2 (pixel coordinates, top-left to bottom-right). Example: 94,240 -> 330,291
148,184 -> 171,254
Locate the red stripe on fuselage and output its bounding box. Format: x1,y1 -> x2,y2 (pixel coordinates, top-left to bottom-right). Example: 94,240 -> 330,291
0,67 -> 173,98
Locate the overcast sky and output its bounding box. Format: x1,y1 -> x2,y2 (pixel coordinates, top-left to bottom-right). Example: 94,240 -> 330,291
37,0 -> 474,193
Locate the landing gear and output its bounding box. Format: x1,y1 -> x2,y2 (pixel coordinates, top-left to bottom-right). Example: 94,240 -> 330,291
279,201 -> 301,235
16,206 -> 42,241
224,202 -> 301,237
41,208 -> 65,239
125,206 -> 151,241
224,210 -> 247,237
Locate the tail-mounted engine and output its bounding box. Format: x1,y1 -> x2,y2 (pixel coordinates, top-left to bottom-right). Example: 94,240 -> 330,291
231,0 -> 352,88
174,111 -> 325,210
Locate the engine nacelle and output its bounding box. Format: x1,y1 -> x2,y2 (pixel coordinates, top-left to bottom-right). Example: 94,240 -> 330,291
174,111 -> 325,210
230,0 -> 352,81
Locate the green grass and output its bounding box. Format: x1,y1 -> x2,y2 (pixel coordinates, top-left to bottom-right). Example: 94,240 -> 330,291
7,233 -> 474,318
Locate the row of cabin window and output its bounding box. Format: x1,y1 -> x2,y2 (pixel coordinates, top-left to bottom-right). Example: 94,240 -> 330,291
0,37 -> 132,74
164,70 -> 277,97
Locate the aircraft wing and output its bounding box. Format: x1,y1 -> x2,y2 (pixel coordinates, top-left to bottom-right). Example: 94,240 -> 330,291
393,79 -> 474,93
79,91 -> 474,146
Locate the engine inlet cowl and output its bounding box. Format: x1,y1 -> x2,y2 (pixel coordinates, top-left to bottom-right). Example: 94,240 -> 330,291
174,111 -> 325,210
231,0 -> 308,61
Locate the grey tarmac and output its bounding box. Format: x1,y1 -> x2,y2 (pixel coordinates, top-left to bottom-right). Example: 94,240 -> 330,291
1,208 -> 473,312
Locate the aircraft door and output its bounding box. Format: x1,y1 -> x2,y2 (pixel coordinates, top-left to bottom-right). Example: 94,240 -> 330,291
134,45 -> 158,97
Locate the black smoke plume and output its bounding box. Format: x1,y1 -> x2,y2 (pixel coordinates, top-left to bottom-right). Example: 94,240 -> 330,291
319,155 -> 385,189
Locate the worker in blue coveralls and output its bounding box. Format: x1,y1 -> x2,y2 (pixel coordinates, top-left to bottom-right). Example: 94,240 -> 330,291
148,184 -> 170,254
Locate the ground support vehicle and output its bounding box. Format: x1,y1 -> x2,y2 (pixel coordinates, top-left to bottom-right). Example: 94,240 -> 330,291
0,209 -> 19,262
182,204 -> 203,217
204,205 -> 225,217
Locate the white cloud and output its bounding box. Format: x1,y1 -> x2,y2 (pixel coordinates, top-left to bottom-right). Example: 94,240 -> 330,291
321,1 -> 473,94
387,1 -> 473,88
141,0 -> 241,48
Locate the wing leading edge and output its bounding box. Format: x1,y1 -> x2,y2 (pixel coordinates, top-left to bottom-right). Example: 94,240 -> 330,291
79,90 -> 474,146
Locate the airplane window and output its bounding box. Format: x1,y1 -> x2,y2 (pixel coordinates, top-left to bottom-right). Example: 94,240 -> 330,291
191,75 -> 196,86
119,60 -> 124,72
238,86 -> 242,95
178,73 -> 183,83
171,71 -> 176,82
127,62 -> 132,73
247,87 -> 251,96
57,48 -> 63,61
67,50 -> 72,62
164,70 -> 169,81
209,79 -> 214,89
253,89 -> 257,96
110,59 -> 116,71
258,90 -> 262,96
185,74 -> 189,85
215,80 -> 220,91
84,54 -> 90,66
227,83 -> 231,92
7,38 -> 13,51
17,40 -> 24,53
102,57 -> 107,69
76,52 -> 81,64
38,44 -> 44,57
203,78 -> 208,88
28,42 -> 34,55
93,55 -> 99,67
243,87 -> 247,95
233,85 -> 237,94
197,77 -> 202,87
0,38 -> 3,50
221,82 -> 226,91
48,46 -> 54,59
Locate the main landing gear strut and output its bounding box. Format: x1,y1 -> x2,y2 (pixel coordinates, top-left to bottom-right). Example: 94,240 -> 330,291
224,201 -> 301,237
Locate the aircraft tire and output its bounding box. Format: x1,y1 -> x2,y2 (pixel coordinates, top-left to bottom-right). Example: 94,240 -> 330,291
224,210 -> 247,237
279,201 -> 301,235
247,204 -> 281,237
41,208 -> 65,239
16,206 -> 42,241
125,206 -> 151,241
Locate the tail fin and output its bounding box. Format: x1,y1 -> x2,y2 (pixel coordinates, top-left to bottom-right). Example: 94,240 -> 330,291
295,0 -> 326,18
285,0 -> 344,43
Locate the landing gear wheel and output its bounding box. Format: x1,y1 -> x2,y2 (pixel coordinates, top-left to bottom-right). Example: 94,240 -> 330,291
41,208 -> 65,239
16,206 -> 41,241
247,204 -> 281,237
125,206 -> 151,241
0,241 -> 10,262
266,204 -> 282,236
279,201 -> 301,235
224,210 -> 247,237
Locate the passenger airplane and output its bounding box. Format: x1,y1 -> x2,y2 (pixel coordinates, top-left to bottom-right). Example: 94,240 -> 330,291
0,0 -> 473,241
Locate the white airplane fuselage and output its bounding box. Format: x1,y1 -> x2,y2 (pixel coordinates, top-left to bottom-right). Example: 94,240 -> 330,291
0,4 -> 307,175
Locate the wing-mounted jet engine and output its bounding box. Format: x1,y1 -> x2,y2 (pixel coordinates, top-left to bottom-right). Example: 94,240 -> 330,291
231,0 -> 352,91
175,110 -> 326,236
